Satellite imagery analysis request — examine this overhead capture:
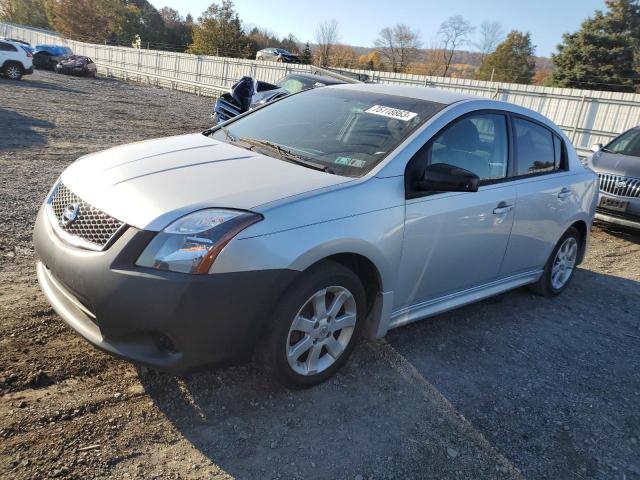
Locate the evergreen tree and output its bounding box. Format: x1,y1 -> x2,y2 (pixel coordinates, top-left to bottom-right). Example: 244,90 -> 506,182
547,0 -> 640,92
299,42 -> 312,64
187,1 -> 246,57
475,31 -> 536,84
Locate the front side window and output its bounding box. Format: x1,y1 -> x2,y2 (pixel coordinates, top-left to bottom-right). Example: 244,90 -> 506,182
430,113 -> 509,181
605,128 -> 640,157
514,118 -> 556,175
209,88 -> 445,177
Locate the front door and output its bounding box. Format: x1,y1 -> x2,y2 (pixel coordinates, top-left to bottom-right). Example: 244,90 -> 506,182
395,112 -> 516,309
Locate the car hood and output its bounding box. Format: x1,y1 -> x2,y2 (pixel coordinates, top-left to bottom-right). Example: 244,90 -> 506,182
61,133 -> 353,231
588,150 -> 640,177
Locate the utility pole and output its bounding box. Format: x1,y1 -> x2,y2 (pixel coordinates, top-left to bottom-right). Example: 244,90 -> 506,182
490,67 -> 495,82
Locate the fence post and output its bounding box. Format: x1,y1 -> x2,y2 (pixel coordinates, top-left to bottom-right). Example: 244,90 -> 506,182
571,95 -> 588,145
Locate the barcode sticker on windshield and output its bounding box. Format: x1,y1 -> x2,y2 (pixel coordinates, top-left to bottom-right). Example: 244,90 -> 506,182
365,105 -> 418,121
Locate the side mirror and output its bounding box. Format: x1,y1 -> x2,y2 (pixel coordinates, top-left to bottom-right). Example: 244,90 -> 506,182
416,163 -> 479,193
591,143 -> 603,153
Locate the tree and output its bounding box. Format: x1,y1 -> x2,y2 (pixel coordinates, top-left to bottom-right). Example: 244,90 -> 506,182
438,15 -> 475,76
315,19 -> 339,66
299,42 -> 312,64
476,31 -> 536,84
44,0 -> 124,43
121,0 -> 166,45
547,0 -> 640,92
188,1 -> 246,57
159,7 -> 193,51
330,44 -> 356,67
373,24 -> 422,72
0,0 -> 50,28
358,51 -> 382,70
474,20 -> 504,61
280,33 -> 299,53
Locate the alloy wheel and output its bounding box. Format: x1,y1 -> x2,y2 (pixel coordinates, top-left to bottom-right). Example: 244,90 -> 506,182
5,65 -> 21,80
551,236 -> 578,290
286,286 -> 357,376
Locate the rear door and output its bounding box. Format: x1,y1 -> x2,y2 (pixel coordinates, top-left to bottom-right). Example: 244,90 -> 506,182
499,116 -> 581,275
0,41 -> 17,67
395,111 -> 517,308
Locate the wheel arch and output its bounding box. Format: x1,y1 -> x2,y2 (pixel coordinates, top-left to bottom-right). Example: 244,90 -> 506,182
569,219 -> 588,264
288,243 -> 393,340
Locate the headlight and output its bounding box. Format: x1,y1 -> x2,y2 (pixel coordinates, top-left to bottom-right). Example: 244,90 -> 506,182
136,209 -> 262,274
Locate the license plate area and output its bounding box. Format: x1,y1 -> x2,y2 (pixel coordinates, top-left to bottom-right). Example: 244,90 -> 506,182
599,196 -> 628,212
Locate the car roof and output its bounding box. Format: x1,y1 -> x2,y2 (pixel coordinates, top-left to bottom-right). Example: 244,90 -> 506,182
285,73 -> 345,85
328,82 -> 479,105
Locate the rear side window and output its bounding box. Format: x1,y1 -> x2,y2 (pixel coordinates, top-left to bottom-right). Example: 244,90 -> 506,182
514,118 -> 557,175
430,113 -> 509,181
0,42 -> 17,52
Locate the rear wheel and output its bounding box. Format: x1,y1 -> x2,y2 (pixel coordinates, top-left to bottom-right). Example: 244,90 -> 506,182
530,227 -> 581,297
3,62 -> 23,80
265,261 -> 366,387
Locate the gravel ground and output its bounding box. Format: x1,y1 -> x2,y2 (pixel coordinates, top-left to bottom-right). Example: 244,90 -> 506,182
0,71 -> 639,480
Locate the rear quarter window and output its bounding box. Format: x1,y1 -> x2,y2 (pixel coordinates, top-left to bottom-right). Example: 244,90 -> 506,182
514,117 -> 558,176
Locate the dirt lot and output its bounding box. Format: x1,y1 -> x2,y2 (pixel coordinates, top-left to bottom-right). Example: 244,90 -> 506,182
1,71 -> 639,480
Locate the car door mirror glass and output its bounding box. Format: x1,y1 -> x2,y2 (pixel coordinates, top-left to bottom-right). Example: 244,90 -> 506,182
417,163 -> 479,193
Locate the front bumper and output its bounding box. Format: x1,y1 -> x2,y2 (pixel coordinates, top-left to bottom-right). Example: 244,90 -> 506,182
595,192 -> 640,230
33,206 -> 297,372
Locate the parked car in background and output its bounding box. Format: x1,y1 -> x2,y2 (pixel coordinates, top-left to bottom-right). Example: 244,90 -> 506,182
587,126 -> 640,229
34,84 -> 597,387
0,38 -> 33,80
33,45 -> 73,70
213,72 -> 347,123
256,48 -> 300,63
55,55 -> 97,77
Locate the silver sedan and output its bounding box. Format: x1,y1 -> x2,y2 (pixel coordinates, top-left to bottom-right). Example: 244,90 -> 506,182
34,84 -> 598,387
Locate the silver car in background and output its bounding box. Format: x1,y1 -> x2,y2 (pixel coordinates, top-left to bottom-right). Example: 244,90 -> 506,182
587,127 -> 640,229
34,84 -> 598,387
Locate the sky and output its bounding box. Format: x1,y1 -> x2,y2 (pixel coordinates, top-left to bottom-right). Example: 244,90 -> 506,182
148,0 -> 607,57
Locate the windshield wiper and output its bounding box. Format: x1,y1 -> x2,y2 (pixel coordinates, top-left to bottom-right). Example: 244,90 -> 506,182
236,137 -> 336,174
601,147 -> 617,154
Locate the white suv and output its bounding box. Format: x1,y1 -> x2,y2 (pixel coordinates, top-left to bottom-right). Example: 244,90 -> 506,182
0,39 -> 33,80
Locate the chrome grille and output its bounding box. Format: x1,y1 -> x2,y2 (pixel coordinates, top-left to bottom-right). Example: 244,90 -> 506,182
597,173 -> 640,198
47,182 -> 125,250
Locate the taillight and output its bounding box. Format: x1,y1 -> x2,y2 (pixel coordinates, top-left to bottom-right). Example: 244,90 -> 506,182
26,51 -> 33,57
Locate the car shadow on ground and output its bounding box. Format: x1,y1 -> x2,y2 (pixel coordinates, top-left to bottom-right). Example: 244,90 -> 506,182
137,269 -> 640,480
595,221 -> 640,245
138,340 -> 520,479
387,269 -> 640,480
0,107 -> 53,150
5,75 -> 86,94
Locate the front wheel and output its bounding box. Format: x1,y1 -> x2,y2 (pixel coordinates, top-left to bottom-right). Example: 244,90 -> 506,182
530,227 -> 581,297
3,63 -> 23,80
265,261 -> 366,387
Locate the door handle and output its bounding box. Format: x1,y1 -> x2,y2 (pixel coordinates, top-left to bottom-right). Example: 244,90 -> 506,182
493,202 -> 513,215
557,187 -> 572,199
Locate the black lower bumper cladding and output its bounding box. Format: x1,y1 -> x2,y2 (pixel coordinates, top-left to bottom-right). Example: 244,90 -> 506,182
33,206 -> 297,372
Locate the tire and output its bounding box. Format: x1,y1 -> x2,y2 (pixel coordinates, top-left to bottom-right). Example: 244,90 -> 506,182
529,226 -> 581,297
264,261 -> 366,388
3,62 -> 23,80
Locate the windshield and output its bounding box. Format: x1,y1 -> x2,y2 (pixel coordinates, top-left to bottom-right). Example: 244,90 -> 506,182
276,76 -> 318,94
605,129 -> 640,157
208,88 -> 444,177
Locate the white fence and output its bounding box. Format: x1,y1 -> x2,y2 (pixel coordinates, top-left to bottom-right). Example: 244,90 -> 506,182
3,21 -> 640,155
